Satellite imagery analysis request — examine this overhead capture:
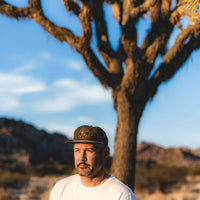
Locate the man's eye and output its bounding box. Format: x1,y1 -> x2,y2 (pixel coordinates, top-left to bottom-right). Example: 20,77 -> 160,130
87,149 -> 95,152
74,149 -> 79,152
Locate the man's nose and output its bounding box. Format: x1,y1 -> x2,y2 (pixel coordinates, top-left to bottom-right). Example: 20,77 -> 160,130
80,151 -> 87,161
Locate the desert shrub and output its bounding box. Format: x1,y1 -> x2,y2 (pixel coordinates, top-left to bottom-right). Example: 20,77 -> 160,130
0,163 -> 26,174
26,163 -> 74,176
0,162 -> 74,178
28,185 -> 47,195
135,161 -> 189,193
188,167 -> 200,176
0,160 -> 74,177
0,193 -> 18,200
156,166 -> 188,193
0,171 -> 29,189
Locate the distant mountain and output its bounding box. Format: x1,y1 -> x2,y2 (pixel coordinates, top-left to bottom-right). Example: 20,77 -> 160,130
1,117 -> 200,168
0,118 -> 73,165
137,142 -> 200,167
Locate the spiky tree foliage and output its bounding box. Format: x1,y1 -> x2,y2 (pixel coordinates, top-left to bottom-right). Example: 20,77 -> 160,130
184,0 -> 200,12
0,0 -> 200,189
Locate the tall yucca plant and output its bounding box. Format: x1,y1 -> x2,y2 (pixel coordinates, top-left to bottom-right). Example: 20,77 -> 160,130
1,0 -> 200,190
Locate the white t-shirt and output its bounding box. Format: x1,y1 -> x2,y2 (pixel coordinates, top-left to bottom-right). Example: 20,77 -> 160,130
49,174 -> 137,200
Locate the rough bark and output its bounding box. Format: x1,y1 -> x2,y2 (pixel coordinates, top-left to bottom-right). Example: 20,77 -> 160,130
111,88 -> 141,189
1,0 -> 200,190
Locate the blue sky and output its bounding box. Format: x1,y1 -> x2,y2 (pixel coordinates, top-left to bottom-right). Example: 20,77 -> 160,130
0,0 -> 200,154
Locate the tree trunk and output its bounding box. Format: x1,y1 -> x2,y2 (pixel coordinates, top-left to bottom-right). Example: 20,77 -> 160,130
111,89 -> 140,190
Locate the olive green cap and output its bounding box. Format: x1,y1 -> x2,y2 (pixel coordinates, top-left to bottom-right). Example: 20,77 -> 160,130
66,125 -> 108,146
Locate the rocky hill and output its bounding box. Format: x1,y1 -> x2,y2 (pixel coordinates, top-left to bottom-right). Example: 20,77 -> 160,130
0,117 -> 200,168
137,142 -> 200,167
0,118 -> 73,166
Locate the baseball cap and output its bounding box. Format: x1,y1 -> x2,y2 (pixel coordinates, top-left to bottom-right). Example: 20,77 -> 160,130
66,125 -> 108,146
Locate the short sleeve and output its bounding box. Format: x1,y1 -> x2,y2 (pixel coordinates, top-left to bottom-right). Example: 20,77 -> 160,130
49,182 -> 59,200
120,190 -> 137,200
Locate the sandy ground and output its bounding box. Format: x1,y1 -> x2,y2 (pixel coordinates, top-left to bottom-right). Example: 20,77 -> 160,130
2,175 -> 64,200
136,176 -> 200,200
2,175 -> 200,200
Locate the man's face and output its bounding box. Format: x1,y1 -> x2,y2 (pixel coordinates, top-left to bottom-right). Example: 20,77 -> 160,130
74,143 -> 106,178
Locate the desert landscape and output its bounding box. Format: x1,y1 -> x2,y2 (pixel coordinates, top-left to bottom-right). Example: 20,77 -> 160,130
1,175 -> 200,200
0,118 -> 200,200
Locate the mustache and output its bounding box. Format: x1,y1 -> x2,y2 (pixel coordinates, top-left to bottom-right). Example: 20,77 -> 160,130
77,162 -> 90,167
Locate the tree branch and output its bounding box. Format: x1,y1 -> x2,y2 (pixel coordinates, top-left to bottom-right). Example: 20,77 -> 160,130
0,0 -> 116,88
141,1 -> 186,53
148,23 -> 200,98
120,0 -> 139,55
92,1 -> 117,59
81,47 -> 115,88
124,0 -> 157,25
0,0 -> 81,50
161,24 -> 199,64
162,0 -> 171,17
0,0 -> 29,18
120,21 -> 138,59
141,0 -> 163,51
62,0 -> 81,16
30,10 -> 81,50
141,29 -> 172,79
78,4 -> 92,47
90,0 -> 123,85
168,1 -> 200,25
139,1 -> 193,80
179,4 -> 200,24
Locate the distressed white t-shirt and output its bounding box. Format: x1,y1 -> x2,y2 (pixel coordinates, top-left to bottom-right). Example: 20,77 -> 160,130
49,174 -> 137,200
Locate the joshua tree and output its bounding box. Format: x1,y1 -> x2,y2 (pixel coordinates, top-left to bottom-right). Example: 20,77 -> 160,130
0,0 -> 200,189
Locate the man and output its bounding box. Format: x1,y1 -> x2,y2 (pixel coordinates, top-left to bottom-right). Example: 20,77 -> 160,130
49,125 -> 137,200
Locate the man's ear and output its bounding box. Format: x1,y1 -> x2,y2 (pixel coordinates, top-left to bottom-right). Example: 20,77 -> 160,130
104,146 -> 110,158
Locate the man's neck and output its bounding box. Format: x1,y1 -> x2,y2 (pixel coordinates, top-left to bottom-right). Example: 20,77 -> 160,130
80,172 -> 110,187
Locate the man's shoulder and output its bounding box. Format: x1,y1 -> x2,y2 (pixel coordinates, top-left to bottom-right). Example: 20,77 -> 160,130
108,176 -> 137,199
109,175 -> 131,190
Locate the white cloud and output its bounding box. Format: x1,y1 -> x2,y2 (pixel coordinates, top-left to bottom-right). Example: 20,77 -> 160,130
0,94 -> 19,110
54,79 -> 79,88
14,85 -> 46,94
12,52 -> 51,73
67,60 -> 84,71
0,73 -> 46,94
0,72 -> 46,110
33,78 -> 111,112
40,52 -> 52,60
76,116 -> 95,123
45,123 -> 75,139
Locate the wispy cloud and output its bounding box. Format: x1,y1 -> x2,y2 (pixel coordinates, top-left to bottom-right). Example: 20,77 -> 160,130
0,72 -> 46,111
54,79 -> 80,88
66,60 -> 85,71
44,123 -> 75,139
0,94 -> 19,110
12,52 -> 51,73
76,116 -> 95,124
33,78 -> 111,112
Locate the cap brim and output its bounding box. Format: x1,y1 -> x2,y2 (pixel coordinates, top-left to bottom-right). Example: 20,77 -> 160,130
66,140 -> 105,145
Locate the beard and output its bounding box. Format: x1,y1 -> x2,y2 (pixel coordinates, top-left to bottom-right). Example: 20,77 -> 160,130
76,162 -> 99,178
